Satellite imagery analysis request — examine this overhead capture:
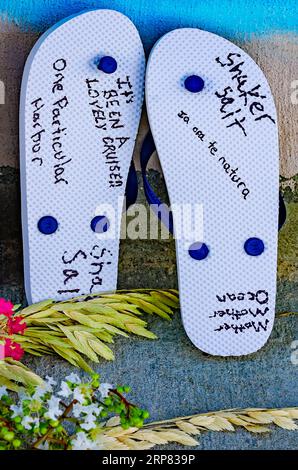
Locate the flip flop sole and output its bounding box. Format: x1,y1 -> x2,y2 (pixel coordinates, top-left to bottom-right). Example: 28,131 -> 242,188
146,29 -> 279,356
20,9 -> 145,303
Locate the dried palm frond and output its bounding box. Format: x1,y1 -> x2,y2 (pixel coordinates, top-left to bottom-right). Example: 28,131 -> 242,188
0,358 -> 44,392
100,407 -> 298,449
10,290 -> 179,372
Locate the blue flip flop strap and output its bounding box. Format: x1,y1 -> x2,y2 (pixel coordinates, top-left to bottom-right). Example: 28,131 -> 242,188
279,192 -> 286,230
140,131 -> 174,233
125,161 -> 139,210
140,131 -> 286,232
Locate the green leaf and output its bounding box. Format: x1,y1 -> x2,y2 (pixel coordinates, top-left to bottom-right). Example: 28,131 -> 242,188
125,323 -> 157,339
22,343 -> 52,354
20,300 -> 54,316
94,331 -> 114,343
63,310 -> 104,328
0,360 -> 44,387
87,338 -> 115,361
90,313 -> 147,327
24,308 -> 61,320
26,316 -> 67,325
59,325 -> 105,362
12,303 -> 22,312
149,291 -> 178,311
51,345 -> 94,373
10,335 -> 36,343
159,290 -> 180,307
73,331 -> 100,363
111,304 -> 143,315
0,375 -> 21,392
96,323 -> 129,337
124,297 -> 171,320
22,348 -> 44,356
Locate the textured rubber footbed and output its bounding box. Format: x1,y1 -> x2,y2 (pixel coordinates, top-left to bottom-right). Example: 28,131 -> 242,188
20,9 -> 145,303
146,29 -> 279,356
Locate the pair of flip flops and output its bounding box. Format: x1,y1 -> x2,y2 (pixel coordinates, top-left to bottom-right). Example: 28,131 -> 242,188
20,9 -> 283,356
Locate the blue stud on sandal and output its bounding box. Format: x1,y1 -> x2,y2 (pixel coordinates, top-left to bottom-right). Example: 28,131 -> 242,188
145,28 -> 281,356
20,9 -> 145,303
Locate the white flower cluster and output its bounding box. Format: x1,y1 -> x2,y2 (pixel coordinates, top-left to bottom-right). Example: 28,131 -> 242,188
71,431 -> 98,450
57,373 -> 113,432
0,386 -> 8,399
8,376 -> 59,430
1,373 -> 116,450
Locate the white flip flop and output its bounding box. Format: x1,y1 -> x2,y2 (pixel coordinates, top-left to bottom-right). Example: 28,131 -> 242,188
146,29 -> 279,356
20,9 -> 145,304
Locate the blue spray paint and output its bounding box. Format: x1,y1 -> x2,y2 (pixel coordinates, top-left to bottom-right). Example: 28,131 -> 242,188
0,0 -> 297,50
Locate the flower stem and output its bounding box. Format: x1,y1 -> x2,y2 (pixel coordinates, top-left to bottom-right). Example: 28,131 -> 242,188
32,399 -> 77,449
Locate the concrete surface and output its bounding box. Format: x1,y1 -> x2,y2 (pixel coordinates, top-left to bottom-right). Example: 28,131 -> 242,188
0,171 -> 297,449
0,10 -> 297,449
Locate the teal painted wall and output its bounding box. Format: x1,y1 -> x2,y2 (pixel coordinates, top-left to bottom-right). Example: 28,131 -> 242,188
0,0 -> 297,50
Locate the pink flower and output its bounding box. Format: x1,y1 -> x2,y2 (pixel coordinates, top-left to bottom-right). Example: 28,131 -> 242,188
7,316 -> 27,335
0,343 -> 4,360
0,299 -> 14,318
4,339 -> 24,361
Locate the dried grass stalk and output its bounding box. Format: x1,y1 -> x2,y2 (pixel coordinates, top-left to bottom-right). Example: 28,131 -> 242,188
102,407 -> 298,449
